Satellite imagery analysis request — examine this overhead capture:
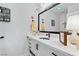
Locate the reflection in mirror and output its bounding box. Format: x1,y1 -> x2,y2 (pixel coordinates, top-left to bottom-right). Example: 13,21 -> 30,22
38,3 -> 68,33
38,3 -> 79,46
38,3 -> 68,46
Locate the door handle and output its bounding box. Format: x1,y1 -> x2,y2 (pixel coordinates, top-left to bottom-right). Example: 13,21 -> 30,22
0,36 -> 4,39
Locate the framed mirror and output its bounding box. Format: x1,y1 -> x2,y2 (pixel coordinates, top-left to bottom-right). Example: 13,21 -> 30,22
38,3 -> 68,46
38,3 -> 68,33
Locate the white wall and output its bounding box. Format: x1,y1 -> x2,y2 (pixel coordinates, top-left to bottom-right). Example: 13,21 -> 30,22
67,3 -> 79,17
0,3 -> 40,56
40,3 -> 55,11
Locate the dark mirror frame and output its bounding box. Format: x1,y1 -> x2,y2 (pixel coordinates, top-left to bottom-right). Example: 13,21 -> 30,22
38,3 -> 68,46
38,3 -> 60,34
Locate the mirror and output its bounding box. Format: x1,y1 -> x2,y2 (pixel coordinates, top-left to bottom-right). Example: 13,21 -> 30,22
38,3 -> 68,46
38,3 -> 79,46
38,3 -> 68,33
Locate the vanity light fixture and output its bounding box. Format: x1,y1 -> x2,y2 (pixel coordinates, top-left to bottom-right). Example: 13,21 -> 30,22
66,15 -> 79,45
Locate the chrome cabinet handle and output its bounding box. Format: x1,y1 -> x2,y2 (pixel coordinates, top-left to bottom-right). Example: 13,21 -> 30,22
36,44 -> 39,50
52,52 -> 57,56
29,49 -> 35,56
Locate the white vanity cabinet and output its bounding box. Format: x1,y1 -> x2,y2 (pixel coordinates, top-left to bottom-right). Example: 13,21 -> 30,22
27,36 -> 53,56
27,36 -> 39,56
27,35 -> 72,56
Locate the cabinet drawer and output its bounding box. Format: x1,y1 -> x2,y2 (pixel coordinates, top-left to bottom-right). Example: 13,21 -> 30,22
50,48 -> 72,56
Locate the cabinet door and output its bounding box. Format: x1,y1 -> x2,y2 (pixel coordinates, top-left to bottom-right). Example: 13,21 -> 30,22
30,40 -> 38,55
27,37 -> 39,56
38,42 -> 55,56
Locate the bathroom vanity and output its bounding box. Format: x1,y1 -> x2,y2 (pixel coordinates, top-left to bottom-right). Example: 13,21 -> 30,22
27,34 -> 79,56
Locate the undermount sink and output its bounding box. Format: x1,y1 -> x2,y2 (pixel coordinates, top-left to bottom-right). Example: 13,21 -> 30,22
40,37 -> 49,40
36,35 -> 50,40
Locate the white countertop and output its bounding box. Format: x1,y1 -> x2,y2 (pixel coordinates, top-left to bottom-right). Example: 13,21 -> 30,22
27,34 -> 79,56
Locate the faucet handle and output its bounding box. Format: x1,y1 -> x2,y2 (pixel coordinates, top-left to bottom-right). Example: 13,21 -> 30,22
46,33 -> 50,37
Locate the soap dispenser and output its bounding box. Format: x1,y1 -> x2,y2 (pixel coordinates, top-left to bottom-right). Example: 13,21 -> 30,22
41,19 -> 45,31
